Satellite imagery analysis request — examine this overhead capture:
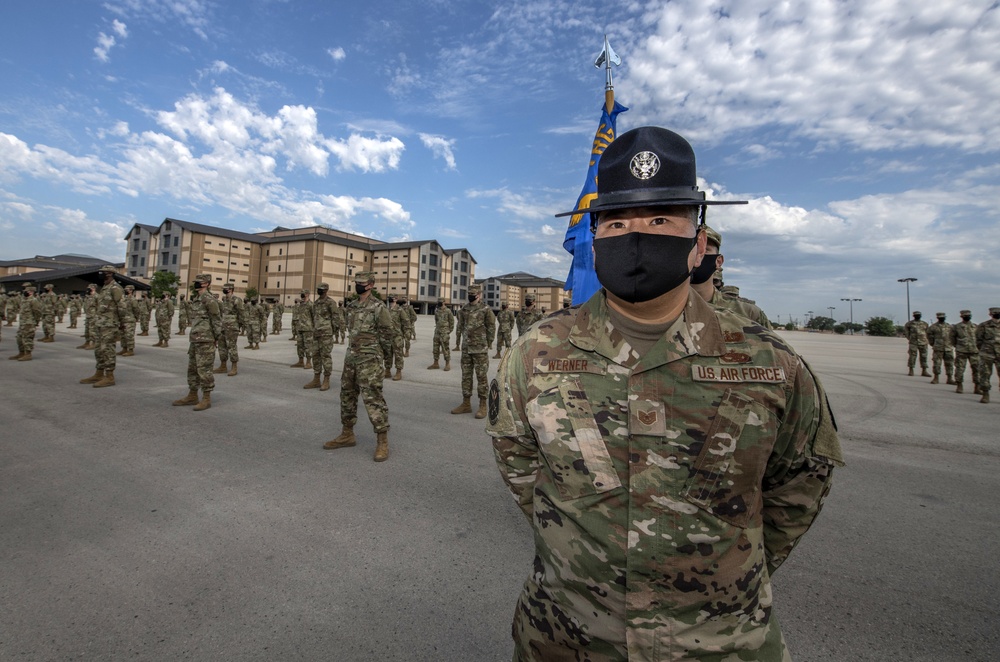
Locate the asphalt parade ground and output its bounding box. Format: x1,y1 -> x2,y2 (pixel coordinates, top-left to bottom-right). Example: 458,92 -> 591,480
1,316 -> 997,661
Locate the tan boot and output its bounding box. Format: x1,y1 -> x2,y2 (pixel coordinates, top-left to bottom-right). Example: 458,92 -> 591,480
93,370 -> 116,388
213,360 -> 227,374
153,341 -> 163,347
323,427 -> 356,449
921,368 -> 931,377
980,392 -> 990,404
946,377 -> 955,385
451,397 -> 472,414
393,369 -> 402,381
930,375 -> 939,384
304,358 -> 312,370
475,398 -> 488,419
162,340 -> 168,348
80,369 -> 103,384
403,351 -> 409,358
123,350 -> 134,357
427,360 -> 440,370
84,341 -> 96,350
193,392 -> 212,411
76,342 -> 88,349
444,360 -> 451,372
40,336 -> 54,343
907,367 -> 914,376
493,350 -> 501,359
304,374 -> 321,389
289,359 -> 305,368
172,390 -> 199,406
8,352 -> 24,360
227,362 -> 238,376
956,383 -> 964,394
116,348 -> 126,356
17,352 -> 32,361
373,431 -> 389,462
383,366 -> 391,379
974,384 -> 981,395
320,375 -> 330,391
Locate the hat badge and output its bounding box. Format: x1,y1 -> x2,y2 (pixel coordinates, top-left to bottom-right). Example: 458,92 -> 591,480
630,151 -> 660,180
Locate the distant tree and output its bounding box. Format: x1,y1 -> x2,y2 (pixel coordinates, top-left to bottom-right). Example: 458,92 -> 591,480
149,270 -> 180,299
784,322 -> 796,331
806,316 -> 836,331
865,316 -> 897,337
833,324 -> 846,334
246,286 -> 259,301
844,322 -> 865,334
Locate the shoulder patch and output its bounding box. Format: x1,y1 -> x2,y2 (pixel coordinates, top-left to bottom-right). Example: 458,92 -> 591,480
488,379 -> 501,425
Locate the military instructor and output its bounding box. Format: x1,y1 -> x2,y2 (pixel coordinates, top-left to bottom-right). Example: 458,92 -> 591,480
487,126 -> 843,661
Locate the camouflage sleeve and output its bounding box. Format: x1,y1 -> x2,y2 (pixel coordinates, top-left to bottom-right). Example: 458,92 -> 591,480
376,305 -> 394,356
455,309 -> 465,342
236,300 -> 246,327
486,342 -> 540,520
112,287 -> 126,325
446,310 -> 454,333
206,298 -> 222,341
486,308 -> 496,347
760,357 -> 843,575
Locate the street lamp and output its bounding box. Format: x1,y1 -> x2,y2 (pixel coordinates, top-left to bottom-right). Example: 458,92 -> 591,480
898,278 -> 917,319
841,298 -> 862,334
827,306 -> 836,327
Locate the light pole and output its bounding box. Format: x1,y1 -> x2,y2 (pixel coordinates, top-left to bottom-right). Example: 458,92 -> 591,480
898,278 -> 917,319
827,307 -> 836,329
841,298 -> 862,334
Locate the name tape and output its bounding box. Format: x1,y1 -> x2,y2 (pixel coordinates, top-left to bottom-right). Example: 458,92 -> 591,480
692,365 -> 786,383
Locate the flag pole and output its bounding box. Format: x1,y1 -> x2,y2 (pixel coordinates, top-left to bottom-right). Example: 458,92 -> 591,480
598,34 -> 620,113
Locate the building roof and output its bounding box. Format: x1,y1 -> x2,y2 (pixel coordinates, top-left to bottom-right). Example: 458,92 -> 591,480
0,263 -> 148,289
483,271 -> 566,288
0,254 -> 111,269
163,217 -> 263,243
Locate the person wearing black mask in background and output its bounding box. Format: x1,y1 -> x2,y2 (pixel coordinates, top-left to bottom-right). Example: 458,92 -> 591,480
975,306 -> 1000,403
953,309 -> 980,395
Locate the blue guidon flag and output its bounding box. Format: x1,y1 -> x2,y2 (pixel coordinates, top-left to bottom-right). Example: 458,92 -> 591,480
562,100 -> 627,305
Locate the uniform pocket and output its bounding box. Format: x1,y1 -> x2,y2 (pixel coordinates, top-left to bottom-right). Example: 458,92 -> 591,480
525,379 -> 622,500
682,389 -> 770,528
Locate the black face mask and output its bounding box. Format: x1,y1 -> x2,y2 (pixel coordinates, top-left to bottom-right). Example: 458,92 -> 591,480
355,283 -> 368,295
594,233 -> 697,303
962,316 -> 972,322
913,315 -> 921,321
690,253 -> 721,285
993,314 -> 1000,320
468,295 -> 477,303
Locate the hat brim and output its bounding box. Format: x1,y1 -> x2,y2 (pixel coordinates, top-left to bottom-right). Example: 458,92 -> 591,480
556,197 -> 746,218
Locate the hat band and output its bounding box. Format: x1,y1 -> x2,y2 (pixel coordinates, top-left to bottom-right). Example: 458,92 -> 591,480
595,186 -> 707,207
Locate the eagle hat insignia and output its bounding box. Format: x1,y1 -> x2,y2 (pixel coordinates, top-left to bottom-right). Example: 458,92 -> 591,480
630,151 -> 660,180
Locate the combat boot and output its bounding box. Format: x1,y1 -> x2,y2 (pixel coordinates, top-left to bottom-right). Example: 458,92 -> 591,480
320,374 -> 330,391
304,374 -> 321,389
193,392 -> 212,411
475,398 -> 488,419
17,352 -> 32,361
162,340 -> 168,348
956,383 -> 964,394
244,342 -> 253,349
289,358 -> 305,368
117,347 -> 126,356
40,336 -> 54,343
8,352 -> 24,360
84,341 -> 96,350
493,350 -> 502,359
427,360 -> 440,370
122,349 -> 134,357
323,427 -> 356,449
213,360 -> 228,374
76,341 -> 88,349
403,350 -> 409,358
227,362 -> 238,376
980,392 -> 990,404
139,330 -> 148,336
304,358 -> 312,370
451,397 -> 472,414
946,376 -> 955,385
384,366 -> 392,379
930,375 -> 939,384
172,390 -> 199,406
907,367 -> 914,376
444,360 -> 451,371
93,370 -> 115,388
153,340 -> 162,347
974,384 -> 981,395
80,369 -> 103,384
393,368 -> 402,381
921,368 -> 931,377
373,431 -> 389,462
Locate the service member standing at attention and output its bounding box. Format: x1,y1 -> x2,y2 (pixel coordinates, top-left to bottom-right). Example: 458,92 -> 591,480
173,275 -> 221,411
38,283 -> 57,343
153,291 -> 174,348
214,283 -> 245,375
386,296 -> 406,380
10,283 -> 43,361
77,285 -> 97,350
904,311 -> 930,376
516,296 -> 542,335
953,310 -> 980,394
495,302 -> 516,358
926,312 -> 955,385
324,272 -> 394,461
690,225 -> 772,328
451,283 -> 495,418
292,290 -> 314,369
79,267 -> 126,386
975,307 -> 1000,404
428,297 -> 454,371
400,299 -> 414,357
177,294 -> 189,335
487,126 -> 842,661
118,284 -> 139,357
306,283 -> 337,392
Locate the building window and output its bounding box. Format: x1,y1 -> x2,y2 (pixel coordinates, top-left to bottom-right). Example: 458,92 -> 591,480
421,271 -> 426,279
460,275 -> 467,286
217,260 -> 224,264
277,265 -> 281,272
231,261 -> 237,266
279,248 -> 283,256
429,254 -> 438,267
429,269 -> 437,282
164,234 -> 171,245
161,252 -> 169,266
142,240 -> 147,250
420,286 -> 425,295
140,257 -> 145,267
133,238 -> 140,251
172,255 -> 177,265
266,249 -> 270,256
350,252 -> 354,260
174,237 -> 179,247
428,284 -> 436,297
422,255 -> 427,264
460,261 -> 468,272
131,255 -> 138,267
164,221 -> 171,231
277,281 -> 280,288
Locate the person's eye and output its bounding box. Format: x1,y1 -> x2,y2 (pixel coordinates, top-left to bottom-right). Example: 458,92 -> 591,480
650,217 -> 669,225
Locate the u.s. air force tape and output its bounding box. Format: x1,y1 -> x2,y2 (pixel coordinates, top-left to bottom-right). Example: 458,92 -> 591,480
692,365 -> 786,383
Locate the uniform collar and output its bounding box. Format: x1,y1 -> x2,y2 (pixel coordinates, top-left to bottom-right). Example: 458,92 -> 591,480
569,289 -> 726,371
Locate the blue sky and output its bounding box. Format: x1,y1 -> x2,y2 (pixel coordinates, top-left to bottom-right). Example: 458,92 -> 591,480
1,0 -> 998,325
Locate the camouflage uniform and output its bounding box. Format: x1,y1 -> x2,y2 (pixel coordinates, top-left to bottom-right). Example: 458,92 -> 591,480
186,283 -> 222,395
712,289 -> 771,329
458,289 -> 496,403
952,310 -> 979,393
926,314 -> 954,384
340,280 -> 394,434
245,300 -> 263,348
155,295 -> 174,345
291,299 -> 301,340
217,288 -> 246,364
92,274 -> 126,374
56,294 -> 67,323
69,295 -> 82,328
138,295 -> 151,335
904,313 -> 929,375
272,301 -> 284,334
38,285 -> 57,341
431,300 -> 454,366
119,287 -> 140,355
497,306 -> 516,354
177,296 -> 190,335
975,308 -> 1000,401
516,304 -> 543,335
334,302 -> 347,343
399,301 -> 414,355
295,293 -> 315,364
386,301 -> 406,375
311,288 -> 338,386
487,291 -> 842,660
81,289 -> 97,348
260,301 -> 270,341
13,287 -> 43,358
4,292 -> 17,326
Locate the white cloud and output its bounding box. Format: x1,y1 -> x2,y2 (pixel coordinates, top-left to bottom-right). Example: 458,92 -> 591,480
105,0 -> 212,40
327,47 -> 346,61
419,133 -> 457,170
327,134 -> 405,173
